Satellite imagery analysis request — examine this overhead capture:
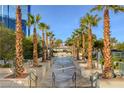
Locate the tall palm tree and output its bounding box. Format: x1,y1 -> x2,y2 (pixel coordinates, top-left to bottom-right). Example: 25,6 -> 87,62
72,32 -> 78,59
39,23 -> 46,62
45,25 -> 50,60
74,29 -> 82,60
91,5 -> 124,78
50,33 -> 55,57
83,13 -> 101,69
46,31 -> 52,59
15,5 -> 25,77
80,18 -> 88,61
26,13 -> 41,66
48,32 -> 53,59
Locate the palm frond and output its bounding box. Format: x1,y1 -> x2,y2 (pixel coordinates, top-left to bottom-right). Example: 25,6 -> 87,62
36,14 -> 41,23
90,5 -> 104,12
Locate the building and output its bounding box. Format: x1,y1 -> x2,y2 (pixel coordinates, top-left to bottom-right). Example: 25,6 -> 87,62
0,5 -> 31,36
111,49 -> 124,59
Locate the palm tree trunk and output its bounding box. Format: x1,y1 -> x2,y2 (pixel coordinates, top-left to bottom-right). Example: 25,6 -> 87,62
46,34 -> 48,60
102,8 -> 113,79
77,36 -> 80,60
15,6 -> 24,77
82,32 -> 85,61
87,27 -> 93,69
49,38 -> 52,59
74,40 -> 77,58
33,27 -> 38,66
42,30 -> 46,62
51,38 -> 54,57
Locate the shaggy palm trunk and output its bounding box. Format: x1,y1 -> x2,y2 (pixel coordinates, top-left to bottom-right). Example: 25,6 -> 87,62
15,6 -> 24,77
72,45 -> 74,57
51,39 -> 53,57
49,38 -> 52,59
46,34 -> 48,60
74,40 -> 77,58
33,27 -> 38,66
77,36 -> 80,60
102,9 -> 113,79
87,26 -> 93,69
42,30 -> 46,62
82,32 -> 85,61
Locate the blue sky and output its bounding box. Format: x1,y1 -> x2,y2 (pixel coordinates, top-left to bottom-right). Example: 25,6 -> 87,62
30,5 -> 124,42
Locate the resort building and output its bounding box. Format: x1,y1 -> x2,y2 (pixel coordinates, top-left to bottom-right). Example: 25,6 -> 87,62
0,5 -> 31,36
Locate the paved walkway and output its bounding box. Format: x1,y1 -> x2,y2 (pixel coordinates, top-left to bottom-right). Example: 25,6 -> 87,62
38,56 -> 91,88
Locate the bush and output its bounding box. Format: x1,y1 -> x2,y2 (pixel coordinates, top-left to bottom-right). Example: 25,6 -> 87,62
2,64 -> 11,68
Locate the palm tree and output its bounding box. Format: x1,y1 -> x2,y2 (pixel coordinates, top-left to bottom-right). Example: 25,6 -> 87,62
74,29 -> 82,60
51,33 -> 55,57
48,32 -> 53,59
46,31 -> 52,59
91,5 -> 124,78
80,18 -> 88,62
72,32 -> 78,59
83,13 -> 101,69
26,13 -> 41,66
39,23 -> 46,62
45,25 -> 50,60
15,5 -> 25,77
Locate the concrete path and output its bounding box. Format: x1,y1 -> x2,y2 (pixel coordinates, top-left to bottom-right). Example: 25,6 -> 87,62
38,56 -> 91,88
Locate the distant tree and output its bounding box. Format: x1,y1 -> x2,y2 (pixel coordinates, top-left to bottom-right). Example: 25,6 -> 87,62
110,37 -> 118,49
55,39 -> 63,47
116,42 -> 124,50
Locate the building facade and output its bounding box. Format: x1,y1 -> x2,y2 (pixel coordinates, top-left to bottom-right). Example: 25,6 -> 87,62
0,5 -> 31,36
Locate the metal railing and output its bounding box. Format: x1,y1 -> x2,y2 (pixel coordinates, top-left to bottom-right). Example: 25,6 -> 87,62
52,72 -> 56,87
90,72 -> 99,88
72,72 -> 76,88
29,71 -> 38,88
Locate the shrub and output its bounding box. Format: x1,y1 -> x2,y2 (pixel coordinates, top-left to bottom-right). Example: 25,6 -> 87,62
2,64 -> 12,68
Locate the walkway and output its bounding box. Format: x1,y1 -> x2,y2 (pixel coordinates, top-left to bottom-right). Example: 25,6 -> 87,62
39,55 -> 91,88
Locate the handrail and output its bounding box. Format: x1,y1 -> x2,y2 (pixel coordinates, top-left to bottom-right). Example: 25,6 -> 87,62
90,72 -> 99,88
72,72 -> 76,88
52,72 -> 56,87
29,71 -> 38,88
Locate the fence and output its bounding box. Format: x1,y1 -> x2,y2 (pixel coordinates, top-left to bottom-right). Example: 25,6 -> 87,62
119,62 -> 124,76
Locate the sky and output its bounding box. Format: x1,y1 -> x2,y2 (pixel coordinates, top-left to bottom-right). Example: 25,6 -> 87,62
30,5 -> 124,42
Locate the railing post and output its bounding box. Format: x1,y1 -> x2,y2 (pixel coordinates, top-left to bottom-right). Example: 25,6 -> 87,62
35,76 -> 38,88
75,72 -> 76,88
29,73 -> 31,88
52,72 -> 55,87
72,72 -> 76,88
90,75 -> 93,87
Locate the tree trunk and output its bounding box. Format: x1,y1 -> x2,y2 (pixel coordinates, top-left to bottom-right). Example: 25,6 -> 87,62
42,30 -> 46,62
76,36 -> 80,60
46,34 -> 48,60
49,38 -> 52,59
33,27 -> 38,66
51,38 -> 54,57
15,6 -> 25,77
102,8 -> 113,79
74,40 -> 77,58
87,27 -> 93,69
82,32 -> 85,62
